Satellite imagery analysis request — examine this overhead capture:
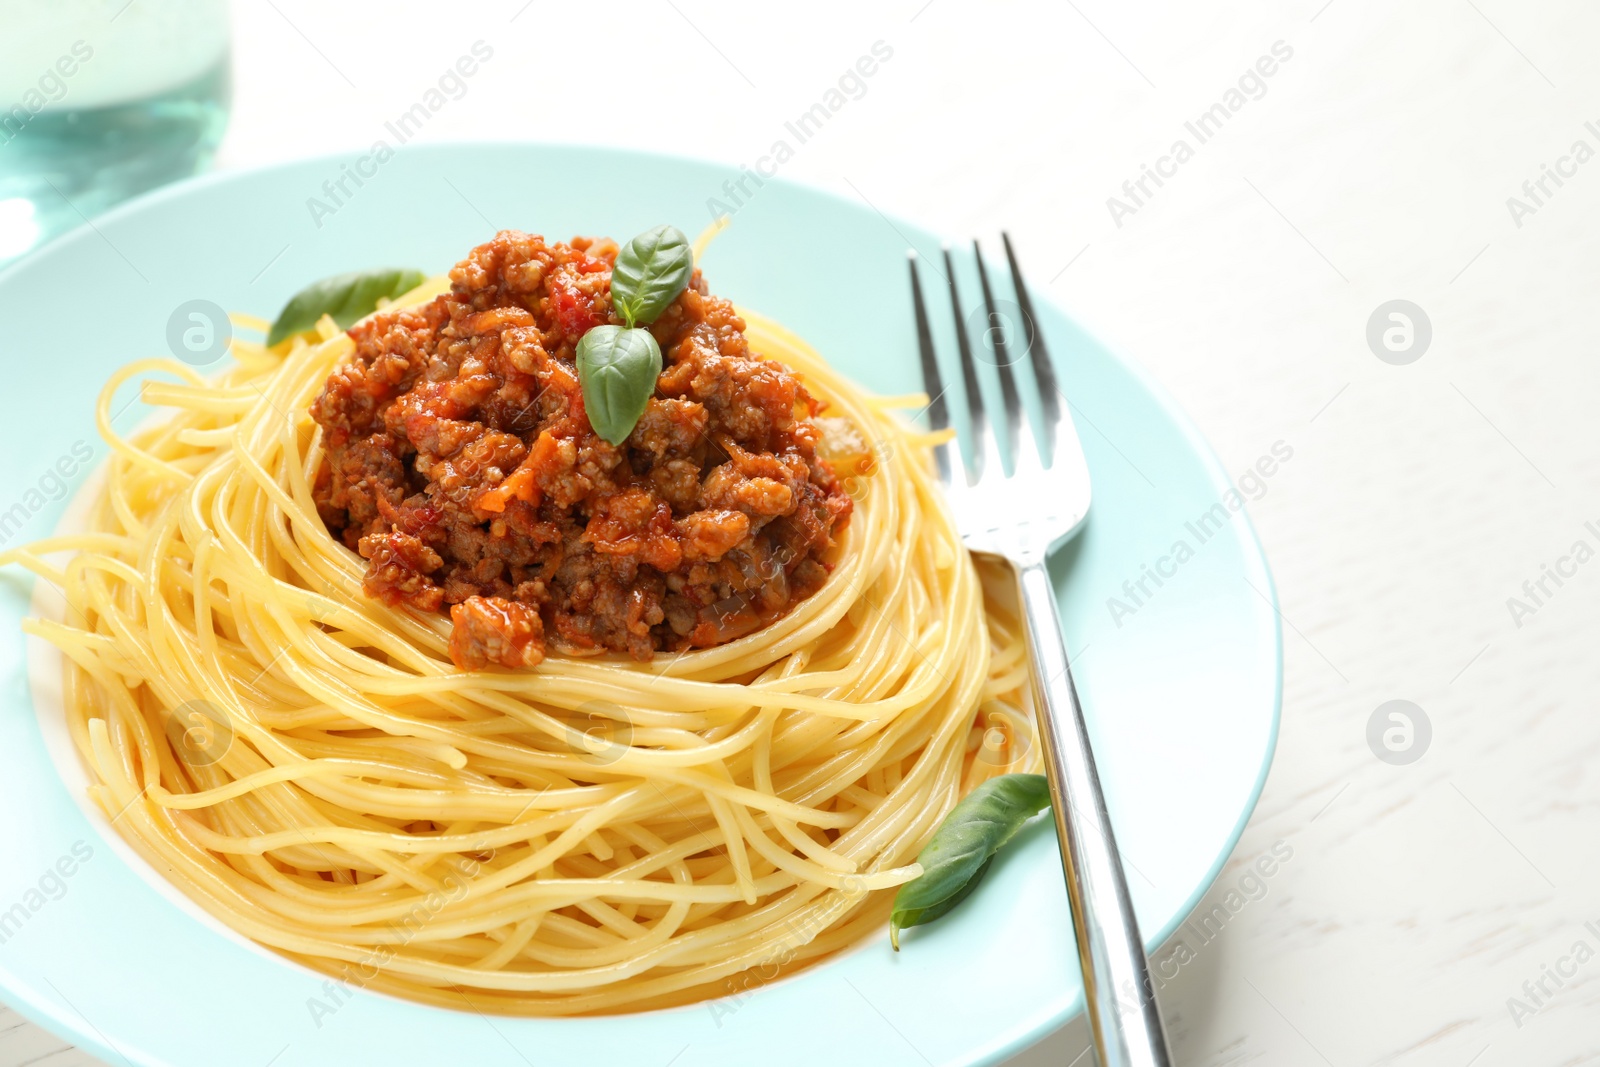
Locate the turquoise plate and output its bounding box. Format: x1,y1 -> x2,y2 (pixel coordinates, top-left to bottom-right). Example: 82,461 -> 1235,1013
0,144 -> 1279,1067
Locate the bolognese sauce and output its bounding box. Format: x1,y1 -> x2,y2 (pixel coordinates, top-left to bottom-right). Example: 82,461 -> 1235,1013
309,231 -> 853,671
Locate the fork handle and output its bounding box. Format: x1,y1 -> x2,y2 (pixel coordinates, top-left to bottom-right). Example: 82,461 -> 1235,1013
1015,559 -> 1173,1067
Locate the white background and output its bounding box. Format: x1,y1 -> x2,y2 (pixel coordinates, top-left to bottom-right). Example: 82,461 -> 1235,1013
5,0 -> 1600,1064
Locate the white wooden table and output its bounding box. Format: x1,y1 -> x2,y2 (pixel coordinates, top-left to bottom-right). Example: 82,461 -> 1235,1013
7,0 -> 1598,1063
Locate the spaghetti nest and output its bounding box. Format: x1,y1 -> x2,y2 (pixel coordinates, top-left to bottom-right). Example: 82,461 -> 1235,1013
3,285 -> 1040,1015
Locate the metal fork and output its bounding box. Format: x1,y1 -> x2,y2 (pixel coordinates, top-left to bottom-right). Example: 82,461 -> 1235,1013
909,237 -> 1172,1067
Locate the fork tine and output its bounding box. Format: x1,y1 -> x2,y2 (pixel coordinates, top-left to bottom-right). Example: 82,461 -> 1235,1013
973,240 -> 1023,473
1001,232 -> 1059,460
908,253 -> 954,486
943,246 -> 991,486
908,253 -> 949,434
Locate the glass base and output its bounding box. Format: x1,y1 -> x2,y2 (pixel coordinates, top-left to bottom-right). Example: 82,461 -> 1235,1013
0,55 -> 230,267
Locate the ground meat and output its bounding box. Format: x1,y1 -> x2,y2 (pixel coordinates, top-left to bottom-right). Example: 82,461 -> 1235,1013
449,596 -> 544,670
311,231 -> 853,670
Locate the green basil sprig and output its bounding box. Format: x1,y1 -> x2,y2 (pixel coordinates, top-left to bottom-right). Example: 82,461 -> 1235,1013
610,225 -> 693,329
266,267 -> 426,346
577,325 -> 664,445
573,225 -> 693,443
890,773 -> 1051,949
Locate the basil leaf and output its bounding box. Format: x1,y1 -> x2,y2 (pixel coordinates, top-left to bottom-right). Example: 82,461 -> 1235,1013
266,267 -> 426,346
890,773 -> 1051,949
576,325 -> 662,445
610,225 -> 693,328
892,856 -> 993,934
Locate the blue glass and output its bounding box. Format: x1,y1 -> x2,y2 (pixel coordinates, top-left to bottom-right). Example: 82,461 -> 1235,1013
0,0 -> 231,267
